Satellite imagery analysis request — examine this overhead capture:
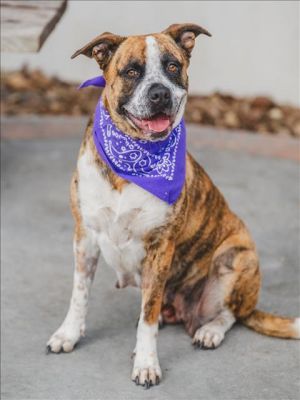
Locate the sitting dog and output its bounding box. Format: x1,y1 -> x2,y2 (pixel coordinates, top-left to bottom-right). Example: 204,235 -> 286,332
47,23 -> 300,388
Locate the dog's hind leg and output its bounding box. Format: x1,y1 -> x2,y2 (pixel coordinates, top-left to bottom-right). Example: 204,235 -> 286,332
192,238 -> 260,349
192,308 -> 235,349
47,173 -> 100,353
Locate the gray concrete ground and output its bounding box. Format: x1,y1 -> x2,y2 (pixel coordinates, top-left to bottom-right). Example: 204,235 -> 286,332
1,122 -> 300,400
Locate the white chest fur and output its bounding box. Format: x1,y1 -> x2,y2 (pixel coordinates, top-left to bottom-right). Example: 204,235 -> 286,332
77,149 -> 170,288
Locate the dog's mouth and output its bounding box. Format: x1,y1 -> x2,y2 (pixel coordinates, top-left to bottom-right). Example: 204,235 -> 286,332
126,111 -> 173,135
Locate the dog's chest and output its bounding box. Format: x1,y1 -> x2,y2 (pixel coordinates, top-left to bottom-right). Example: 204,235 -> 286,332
77,149 -> 169,287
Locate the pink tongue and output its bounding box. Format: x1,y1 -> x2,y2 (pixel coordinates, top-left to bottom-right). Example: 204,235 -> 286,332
146,117 -> 171,133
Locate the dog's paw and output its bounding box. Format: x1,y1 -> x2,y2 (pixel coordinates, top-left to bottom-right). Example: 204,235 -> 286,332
192,325 -> 224,349
131,355 -> 162,388
46,323 -> 84,353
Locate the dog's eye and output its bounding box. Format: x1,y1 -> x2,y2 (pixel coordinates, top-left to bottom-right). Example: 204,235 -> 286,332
126,69 -> 140,78
167,63 -> 179,73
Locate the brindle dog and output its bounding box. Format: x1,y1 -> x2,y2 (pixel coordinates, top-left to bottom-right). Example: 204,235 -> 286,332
47,23 -> 300,388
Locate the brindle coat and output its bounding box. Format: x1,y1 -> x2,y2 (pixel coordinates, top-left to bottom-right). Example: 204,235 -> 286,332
47,24 -> 299,389
75,118 -> 261,334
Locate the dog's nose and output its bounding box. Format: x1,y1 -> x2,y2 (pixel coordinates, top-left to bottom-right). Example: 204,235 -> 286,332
148,84 -> 171,107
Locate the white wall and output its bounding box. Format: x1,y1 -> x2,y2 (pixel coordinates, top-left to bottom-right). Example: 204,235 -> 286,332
1,1 -> 299,105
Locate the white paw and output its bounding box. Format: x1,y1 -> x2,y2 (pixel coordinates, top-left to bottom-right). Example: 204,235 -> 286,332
131,353 -> 162,388
192,325 -> 225,349
46,322 -> 84,353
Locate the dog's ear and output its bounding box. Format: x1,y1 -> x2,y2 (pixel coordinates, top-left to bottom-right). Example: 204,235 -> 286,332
163,23 -> 211,57
71,32 -> 126,70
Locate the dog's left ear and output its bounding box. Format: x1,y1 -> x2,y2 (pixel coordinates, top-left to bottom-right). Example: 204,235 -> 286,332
71,32 -> 126,70
163,23 -> 211,57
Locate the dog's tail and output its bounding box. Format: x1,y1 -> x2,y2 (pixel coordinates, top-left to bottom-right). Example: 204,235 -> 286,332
240,309 -> 300,339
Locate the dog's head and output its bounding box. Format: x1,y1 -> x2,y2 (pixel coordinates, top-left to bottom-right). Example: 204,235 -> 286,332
72,23 -> 211,141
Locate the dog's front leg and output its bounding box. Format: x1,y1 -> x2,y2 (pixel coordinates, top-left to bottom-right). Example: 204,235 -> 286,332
47,228 -> 100,353
132,239 -> 175,388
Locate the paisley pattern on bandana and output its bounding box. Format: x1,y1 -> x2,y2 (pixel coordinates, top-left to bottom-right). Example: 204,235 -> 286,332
79,75 -> 186,205
98,103 -> 182,181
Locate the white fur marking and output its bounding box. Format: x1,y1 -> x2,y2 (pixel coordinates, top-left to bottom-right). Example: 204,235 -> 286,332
47,270 -> 92,352
77,147 -> 169,288
132,312 -> 161,383
47,230 -> 99,352
125,36 -> 187,128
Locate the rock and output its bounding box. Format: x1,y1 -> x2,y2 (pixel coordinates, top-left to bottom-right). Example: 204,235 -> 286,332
268,107 -> 283,120
293,121 -> 300,137
251,96 -> 274,109
224,111 -> 239,128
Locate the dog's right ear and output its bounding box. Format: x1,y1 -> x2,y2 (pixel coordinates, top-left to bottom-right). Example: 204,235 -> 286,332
71,32 -> 126,70
163,23 -> 211,58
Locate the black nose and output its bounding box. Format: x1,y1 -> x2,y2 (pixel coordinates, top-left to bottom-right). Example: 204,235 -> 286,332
148,83 -> 171,107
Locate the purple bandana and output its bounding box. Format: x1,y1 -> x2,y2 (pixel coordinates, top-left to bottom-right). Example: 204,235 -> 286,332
79,76 -> 186,204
